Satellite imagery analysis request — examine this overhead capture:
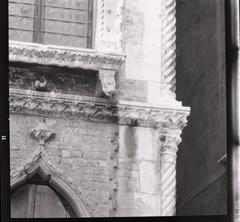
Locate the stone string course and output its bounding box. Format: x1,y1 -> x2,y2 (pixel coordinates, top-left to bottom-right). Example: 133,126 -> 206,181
9,41 -> 125,71
9,88 -> 190,129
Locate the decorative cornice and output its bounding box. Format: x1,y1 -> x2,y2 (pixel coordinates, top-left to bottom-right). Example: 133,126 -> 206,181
9,88 -> 190,129
9,41 -> 125,71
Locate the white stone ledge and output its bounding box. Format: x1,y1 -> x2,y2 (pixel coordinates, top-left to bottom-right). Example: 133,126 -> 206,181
9,41 -> 126,71
9,88 -> 190,129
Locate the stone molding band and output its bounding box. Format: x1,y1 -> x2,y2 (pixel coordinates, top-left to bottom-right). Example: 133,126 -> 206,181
9,41 -> 125,71
10,88 -> 190,129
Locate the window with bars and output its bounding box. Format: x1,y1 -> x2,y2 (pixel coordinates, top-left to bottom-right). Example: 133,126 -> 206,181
9,0 -> 94,48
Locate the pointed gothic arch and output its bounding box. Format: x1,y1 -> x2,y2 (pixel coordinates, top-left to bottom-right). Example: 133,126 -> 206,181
11,154 -> 93,217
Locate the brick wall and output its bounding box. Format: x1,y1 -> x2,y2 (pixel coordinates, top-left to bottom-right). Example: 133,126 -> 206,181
10,114 -> 118,217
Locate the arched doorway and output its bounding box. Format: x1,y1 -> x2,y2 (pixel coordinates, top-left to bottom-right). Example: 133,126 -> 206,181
11,184 -> 71,218
10,155 -> 92,218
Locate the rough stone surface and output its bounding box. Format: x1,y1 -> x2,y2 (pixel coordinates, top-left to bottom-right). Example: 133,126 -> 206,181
9,64 -> 98,97
115,126 -> 162,216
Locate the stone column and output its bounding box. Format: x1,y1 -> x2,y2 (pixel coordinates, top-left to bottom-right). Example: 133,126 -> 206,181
159,131 -> 182,216
161,0 -> 177,100
115,103 -> 190,216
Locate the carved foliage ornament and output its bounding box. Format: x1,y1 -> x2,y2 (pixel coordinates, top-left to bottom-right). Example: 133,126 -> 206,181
10,89 -> 190,129
29,122 -> 55,145
159,131 -> 182,164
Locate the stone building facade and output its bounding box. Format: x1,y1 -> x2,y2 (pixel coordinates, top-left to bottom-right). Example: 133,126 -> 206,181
9,0 -> 190,217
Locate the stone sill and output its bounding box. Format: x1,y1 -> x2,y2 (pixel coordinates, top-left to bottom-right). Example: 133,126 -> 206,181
9,88 -> 190,129
9,41 -> 126,71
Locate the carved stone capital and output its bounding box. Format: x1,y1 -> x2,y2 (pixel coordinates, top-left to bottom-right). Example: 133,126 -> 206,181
99,69 -> 117,96
29,122 -> 55,145
159,133 -> 182,164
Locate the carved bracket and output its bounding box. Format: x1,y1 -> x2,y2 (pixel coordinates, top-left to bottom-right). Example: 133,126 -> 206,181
29,122 -> 55,146
99,69 -> 117,97
34,76 -> 48,92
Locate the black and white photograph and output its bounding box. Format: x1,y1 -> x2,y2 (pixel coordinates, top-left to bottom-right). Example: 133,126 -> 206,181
1,0 -> 239,220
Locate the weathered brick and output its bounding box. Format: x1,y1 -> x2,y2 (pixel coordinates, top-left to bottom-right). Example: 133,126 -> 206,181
10,114 -> 116,216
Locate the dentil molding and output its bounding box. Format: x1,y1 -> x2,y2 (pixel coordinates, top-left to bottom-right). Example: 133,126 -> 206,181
9,88 -> 190,129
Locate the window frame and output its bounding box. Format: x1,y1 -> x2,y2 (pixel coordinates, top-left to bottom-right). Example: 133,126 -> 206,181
9,0 -> 96,49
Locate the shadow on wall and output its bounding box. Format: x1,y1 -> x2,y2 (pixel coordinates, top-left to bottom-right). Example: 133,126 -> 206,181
124,126 -> 138,159
175,0 -> 227,216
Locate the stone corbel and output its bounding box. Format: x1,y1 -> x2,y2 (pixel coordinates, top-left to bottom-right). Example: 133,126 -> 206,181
29,121 -> 55,147
159,131 -> 182,216
99,69 -> 117,97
